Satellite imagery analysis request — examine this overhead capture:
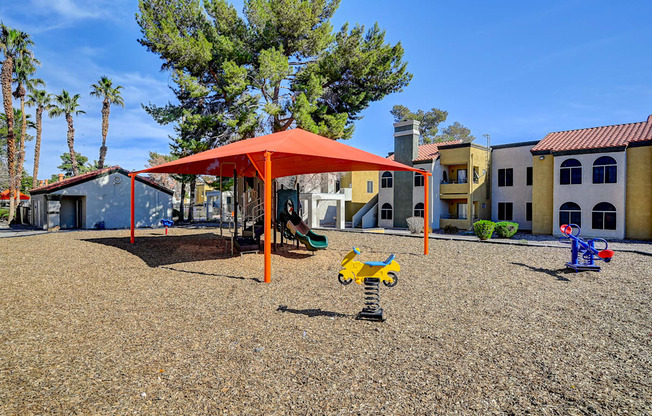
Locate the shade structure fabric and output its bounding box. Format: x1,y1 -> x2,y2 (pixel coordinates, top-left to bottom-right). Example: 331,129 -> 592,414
131,128 -> 430,283
0,189 -> 30,200
136,128 -> 426,178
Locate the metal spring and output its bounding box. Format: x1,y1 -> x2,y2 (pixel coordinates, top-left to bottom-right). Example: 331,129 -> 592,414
363,278 -> 381,312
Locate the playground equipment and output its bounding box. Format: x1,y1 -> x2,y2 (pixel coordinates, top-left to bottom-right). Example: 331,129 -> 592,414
338,247 -> 399,321
277,189 -> 328,251
160,219 -> 173,235
559,224 -> 614,272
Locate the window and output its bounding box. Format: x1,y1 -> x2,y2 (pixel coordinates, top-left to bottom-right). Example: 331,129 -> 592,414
414,202 -> 424,217
498,202 -> 513,221
442,171 -> 448,183
366,181 -> 373,193
559,202 -> 581,227
381,203 -> 392,220
498,168 -> 513,187
414,172 -> 424,187
593,156 -> 617,184
592,202 -> 616,230
526,167 -> 533,186
526,202 -> 532,222
560,159 -> 582,185
381,171 -> 393,188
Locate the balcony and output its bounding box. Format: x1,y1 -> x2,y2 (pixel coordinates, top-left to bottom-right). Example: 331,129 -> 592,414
440,180 -> 469,197
439,214 -> 478,230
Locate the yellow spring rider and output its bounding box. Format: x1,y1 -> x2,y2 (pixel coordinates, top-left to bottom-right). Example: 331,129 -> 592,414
338,248 -> 400,321
338,247 -> 400,286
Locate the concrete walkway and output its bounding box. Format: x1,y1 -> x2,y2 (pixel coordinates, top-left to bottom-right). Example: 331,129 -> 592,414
328,226 -> 652,256
0,222 -> 47,238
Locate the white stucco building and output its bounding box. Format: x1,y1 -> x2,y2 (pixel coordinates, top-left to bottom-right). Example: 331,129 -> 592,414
490,141 -> 538,230
551,151 -> 627,239
30,166 -> 173,230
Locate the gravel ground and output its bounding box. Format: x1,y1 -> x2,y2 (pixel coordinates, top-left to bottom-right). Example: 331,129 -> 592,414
1,228 -> 650,415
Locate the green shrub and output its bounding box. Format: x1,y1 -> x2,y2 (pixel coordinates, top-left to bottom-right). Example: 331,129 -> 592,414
0,208 -> 8,221
495,221 -> 519,238
443,224 -> 459,234
473,220 -> 495,240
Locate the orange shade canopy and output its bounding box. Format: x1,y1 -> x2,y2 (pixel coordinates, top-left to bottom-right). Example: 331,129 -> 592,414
136,128 -> 426,178
0,189 -> 30,200
131,128 -> 431,283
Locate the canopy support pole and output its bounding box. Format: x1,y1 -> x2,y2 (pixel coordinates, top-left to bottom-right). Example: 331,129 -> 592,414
424,173 -> 429,255
130,173 -> 135,244
264,152 -> 272,283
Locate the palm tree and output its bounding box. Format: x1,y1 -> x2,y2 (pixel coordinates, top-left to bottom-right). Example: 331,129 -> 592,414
1,23 -> 33,223
49,90 -> 85,176
90,76 -> 123,169
13,54 -> 42,205
26,89 -> 51,188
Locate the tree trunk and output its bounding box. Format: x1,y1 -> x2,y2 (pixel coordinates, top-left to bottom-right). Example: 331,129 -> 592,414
179,182 -> 186,222
1,56 -> 16,223
66,113 -> 78,176
188,176 -> 196,222
32,106 -> 43,189
14,90 -> 27,208
98,100 -> 110,169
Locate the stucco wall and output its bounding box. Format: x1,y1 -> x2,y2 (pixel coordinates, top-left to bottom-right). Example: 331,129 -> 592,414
45,172 -> 171,229
532,155 -> 554,234
378,170 -> 395,229
413,160 -> 441,230
552,151 -> 626,239
491,144 -> 534,229
341,171 -> 377,221
625,145 -> 652,239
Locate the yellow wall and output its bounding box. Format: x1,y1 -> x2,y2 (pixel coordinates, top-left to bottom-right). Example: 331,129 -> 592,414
439,147 -> 470,165
532,155 -> 553,234
195,183 -> 213,205
470,147 -> 491,221
626,145 -> 652,239
341,171 -> 378,221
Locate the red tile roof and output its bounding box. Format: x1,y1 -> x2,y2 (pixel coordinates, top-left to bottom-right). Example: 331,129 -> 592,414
29,166 -> 173,195
388,140 -> 462,162
531,114 -> 652,153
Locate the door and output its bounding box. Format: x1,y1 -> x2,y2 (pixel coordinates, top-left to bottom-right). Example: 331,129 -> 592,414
457,169 -> 467,183
457,203 -> 468,219
60,196 -> 83,229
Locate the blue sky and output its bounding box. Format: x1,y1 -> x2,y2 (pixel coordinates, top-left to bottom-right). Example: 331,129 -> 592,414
1,0 -> 651,178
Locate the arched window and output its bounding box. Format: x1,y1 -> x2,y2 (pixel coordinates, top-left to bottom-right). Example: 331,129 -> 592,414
381,203 -> 393,220
592,202 -> 616,230
593,156 -> 617,184
381,171 -> 393,188
560,159 -> 582,185
559,202 -> 581,227
414,172 -> 424,187
414,202 -> 424,217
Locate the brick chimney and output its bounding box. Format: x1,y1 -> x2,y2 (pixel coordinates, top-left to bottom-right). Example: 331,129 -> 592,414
58,173 -> 64,182
392,119 -> 420,228
44,179 -> 49,186
38,180 -> 44,186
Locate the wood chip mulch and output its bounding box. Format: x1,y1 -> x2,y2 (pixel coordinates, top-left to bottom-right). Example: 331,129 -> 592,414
0,228 -> 650,415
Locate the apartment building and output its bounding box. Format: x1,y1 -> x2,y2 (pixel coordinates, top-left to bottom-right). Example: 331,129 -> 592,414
530,115 -> 652,239
378,120 -> 490,230
490,141 -> 539,230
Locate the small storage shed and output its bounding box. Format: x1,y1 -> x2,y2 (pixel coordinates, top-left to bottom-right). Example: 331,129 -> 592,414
30,166 -> 172,230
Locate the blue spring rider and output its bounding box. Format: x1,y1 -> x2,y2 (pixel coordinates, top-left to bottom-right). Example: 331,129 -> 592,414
559,224 -> 614,272
161,219 -> 174,235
